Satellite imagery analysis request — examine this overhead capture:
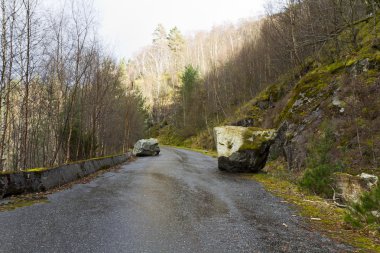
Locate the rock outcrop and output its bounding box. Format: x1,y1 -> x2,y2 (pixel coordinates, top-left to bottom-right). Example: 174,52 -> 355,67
133,138 -> 160,156
214,126 -> 276,173
332,172 -> 378,203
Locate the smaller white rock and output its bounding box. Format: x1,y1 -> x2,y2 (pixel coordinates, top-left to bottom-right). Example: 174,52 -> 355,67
332,97 -> 345,113
332,97 -> 343,106
359,173 -> 378,188
133,138 -> 160,156
333,172 -> 378,203
371,211 -> 380,218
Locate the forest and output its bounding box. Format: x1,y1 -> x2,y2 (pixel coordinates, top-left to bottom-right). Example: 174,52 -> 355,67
0,0 -> 146,171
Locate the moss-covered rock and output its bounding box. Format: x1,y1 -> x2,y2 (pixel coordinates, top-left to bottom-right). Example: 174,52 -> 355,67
214,126 -> 276,173
277,70 -> 333,125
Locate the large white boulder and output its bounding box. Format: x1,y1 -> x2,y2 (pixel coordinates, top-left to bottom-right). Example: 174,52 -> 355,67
214,126 -> 276,173
133,138 -> 160,156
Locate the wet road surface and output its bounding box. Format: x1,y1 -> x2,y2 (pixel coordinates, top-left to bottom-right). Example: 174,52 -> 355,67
0,147 -> 352,253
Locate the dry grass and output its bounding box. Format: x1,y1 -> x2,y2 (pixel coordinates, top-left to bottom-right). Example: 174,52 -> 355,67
245,171 -> 380,252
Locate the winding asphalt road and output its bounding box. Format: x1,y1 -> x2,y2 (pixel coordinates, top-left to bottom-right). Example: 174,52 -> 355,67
0,147 -> 352,253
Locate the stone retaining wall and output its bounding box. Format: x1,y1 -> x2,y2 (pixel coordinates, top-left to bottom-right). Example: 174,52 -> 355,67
0,153 -> 131,199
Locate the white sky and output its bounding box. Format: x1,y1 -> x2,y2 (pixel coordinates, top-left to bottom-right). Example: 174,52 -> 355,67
93,0 -> 266,60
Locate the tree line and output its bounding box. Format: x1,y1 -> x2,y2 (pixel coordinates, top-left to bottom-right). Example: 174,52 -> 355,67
126,0 -> 378,140
0,0 -> 146,171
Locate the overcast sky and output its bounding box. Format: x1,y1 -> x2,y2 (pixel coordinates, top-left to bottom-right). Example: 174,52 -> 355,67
92,0 -> 266,59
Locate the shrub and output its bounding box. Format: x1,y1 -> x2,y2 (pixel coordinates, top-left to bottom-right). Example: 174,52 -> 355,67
299,122 -> 343,197
345,183 -> 380,228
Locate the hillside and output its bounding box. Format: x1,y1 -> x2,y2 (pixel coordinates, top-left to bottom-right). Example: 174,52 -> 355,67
161,14 -> 380,177
226,16 -> 380,177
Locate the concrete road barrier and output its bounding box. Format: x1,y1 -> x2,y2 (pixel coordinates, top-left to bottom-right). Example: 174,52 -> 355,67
0,153 -> 131,199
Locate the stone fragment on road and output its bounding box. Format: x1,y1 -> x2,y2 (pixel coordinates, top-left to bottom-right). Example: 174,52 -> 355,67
132,138 -> 160,156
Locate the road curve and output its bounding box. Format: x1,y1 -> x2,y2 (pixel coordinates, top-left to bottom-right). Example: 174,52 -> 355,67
0,147 -> 352,253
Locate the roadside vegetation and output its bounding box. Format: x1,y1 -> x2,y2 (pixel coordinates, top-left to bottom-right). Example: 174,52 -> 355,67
0,0 -> 147,173
299,123 -> 344,198
345,184 -> 380,229
247,172 -> 380,252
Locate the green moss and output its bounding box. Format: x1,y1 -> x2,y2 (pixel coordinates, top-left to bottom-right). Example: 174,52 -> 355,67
357,14 -> 380,51
69,153 -> 125,165
346,58 -> 357,67
0,171 -> 17,175
230,77 -> 292,127
354,238 -> 380,253
255,89 -> 270,102
375,52 -> 380,63
0,197 -> 49,212
239,137 -> 266,151
249,82 -> 280,104
22,167 -> 49,173
5,153 -> 125,174
325,62 -> 346,74
367,69 -> 378,76
234,104 -> 263,123
247,126 -> 268,132
255,81 -> 285,103
277,70 -> 331,124
158,125 -> 186,146
239,128 -> 275,151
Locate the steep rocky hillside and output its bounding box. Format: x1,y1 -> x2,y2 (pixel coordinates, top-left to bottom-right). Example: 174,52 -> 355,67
229,19 -> 380,177
187,15 -> 380,178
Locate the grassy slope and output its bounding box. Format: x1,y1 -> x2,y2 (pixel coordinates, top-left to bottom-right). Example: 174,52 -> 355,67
248,172 -> 380,252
